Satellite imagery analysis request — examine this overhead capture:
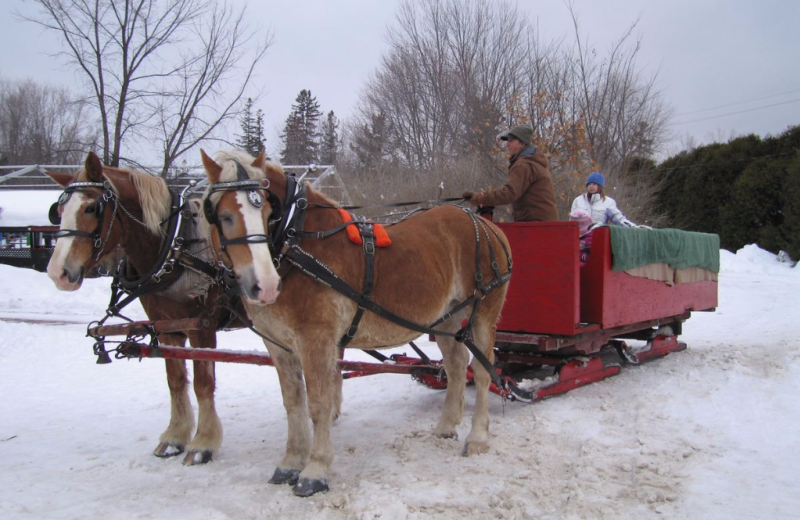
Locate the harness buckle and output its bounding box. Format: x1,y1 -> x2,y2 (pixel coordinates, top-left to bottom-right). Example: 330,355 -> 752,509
473,287 -> 488,300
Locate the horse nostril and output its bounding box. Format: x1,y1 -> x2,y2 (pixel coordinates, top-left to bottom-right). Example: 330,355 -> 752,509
277,279 -> 283,292
251,283 -> 261,298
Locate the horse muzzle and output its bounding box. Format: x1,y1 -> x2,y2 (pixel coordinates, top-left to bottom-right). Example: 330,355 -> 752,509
239,267 -> 282,306
47,262 -> 85,291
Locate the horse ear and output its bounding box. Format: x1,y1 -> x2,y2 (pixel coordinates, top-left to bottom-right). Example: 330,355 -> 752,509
252,149 -> 266,170
85,152 -> 104,182
46,171 -> 74,188
201,149 -> 222,184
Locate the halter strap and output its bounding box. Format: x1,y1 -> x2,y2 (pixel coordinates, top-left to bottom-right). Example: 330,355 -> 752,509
51,181 -> 117,258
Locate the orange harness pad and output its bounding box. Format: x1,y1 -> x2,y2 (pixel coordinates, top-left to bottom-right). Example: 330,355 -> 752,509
337,209 -> 391,247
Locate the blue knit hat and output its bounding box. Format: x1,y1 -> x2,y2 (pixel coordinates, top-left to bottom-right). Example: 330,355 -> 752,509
586,172 -> 605,188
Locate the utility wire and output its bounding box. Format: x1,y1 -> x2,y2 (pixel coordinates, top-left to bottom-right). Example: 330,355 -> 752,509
650,150 -> 797,174
676,88 -> 800,117
674,97 -> 800,125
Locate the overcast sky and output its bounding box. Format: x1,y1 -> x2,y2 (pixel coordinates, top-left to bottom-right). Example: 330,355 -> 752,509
2,0 -> 799,161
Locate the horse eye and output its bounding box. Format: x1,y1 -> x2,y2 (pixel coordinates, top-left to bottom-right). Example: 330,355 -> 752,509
84,205 -> 96,214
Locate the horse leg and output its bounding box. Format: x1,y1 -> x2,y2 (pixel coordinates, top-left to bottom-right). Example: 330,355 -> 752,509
462,318 -> 496,456
433,333 -> 470,439
292,338 -> 339,497
264,340 -> 311,487
154,334 -> 195,458
182,331 -> 223,466
334,348 -> 344,420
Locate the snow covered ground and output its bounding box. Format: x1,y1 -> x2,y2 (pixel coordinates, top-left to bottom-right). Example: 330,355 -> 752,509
0,245 -> 798,520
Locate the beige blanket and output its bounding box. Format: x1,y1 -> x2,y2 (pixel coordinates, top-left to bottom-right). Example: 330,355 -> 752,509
624,263 -> 718,285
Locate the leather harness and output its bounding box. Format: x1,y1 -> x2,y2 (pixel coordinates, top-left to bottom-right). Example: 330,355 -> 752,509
202,165 -> 532,401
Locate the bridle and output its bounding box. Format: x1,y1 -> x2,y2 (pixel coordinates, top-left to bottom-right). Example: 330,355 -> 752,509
202,162 -> 305,267
49,181 -> 119,260
199,162 -> 526,399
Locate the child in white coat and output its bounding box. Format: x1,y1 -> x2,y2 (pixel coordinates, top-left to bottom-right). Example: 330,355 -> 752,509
570,172 -> 637,227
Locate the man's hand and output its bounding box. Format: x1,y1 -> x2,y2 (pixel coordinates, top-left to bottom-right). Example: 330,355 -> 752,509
462,191 -> 479,206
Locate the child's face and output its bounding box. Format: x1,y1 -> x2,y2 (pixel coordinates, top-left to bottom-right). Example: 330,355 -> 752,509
587,183 -> 599,194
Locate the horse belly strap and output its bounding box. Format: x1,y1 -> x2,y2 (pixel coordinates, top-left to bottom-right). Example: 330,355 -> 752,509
337,209 -> 391,247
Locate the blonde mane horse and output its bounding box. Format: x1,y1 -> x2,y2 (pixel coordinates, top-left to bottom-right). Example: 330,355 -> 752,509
46,152 -> 239,465
200,149 -> 512,496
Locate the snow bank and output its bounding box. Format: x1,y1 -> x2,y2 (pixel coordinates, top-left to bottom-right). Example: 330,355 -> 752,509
720,244 -> 799,277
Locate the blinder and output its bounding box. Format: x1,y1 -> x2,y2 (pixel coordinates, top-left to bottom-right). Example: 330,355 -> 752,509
202,162 -> 283,254
50,181 -> 115,253
49,202 -> 61,225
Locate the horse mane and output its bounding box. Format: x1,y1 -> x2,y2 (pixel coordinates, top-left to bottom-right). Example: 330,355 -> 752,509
103,166 -> 172,236
211,149 -> 340,208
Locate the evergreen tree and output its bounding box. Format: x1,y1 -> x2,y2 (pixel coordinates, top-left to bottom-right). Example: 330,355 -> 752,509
781,153 -> 800,260
350,111 -> 391,171
235,98 -> 266,157
720,157 -> 787,252
655,125 -> 800,256
319,111 -> 340,164
280,90 -> 322,164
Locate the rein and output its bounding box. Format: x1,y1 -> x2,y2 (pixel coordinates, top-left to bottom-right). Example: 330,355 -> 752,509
202,172 -> 528,401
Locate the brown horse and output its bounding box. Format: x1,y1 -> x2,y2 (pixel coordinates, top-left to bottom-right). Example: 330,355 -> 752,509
46,152 -> 235,465
200,149 -> 513,496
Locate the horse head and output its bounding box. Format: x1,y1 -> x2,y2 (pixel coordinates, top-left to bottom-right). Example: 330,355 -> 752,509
46,152 -> 119,290
46,152 -> 171,291
200,149 -> 283,306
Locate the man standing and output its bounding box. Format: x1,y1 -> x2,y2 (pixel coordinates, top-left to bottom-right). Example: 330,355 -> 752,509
463,125 -> 558,222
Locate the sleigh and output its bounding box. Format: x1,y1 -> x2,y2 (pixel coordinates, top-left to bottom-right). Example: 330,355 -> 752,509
97,220 -> 719,403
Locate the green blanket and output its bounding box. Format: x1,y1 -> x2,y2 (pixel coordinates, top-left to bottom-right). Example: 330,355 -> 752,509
609,226 -> 720,273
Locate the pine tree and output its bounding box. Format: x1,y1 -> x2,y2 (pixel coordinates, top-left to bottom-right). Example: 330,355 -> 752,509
280,90 -> 322,164
350,111 -> 390,170
235,98 -> 266,157
319,111 -> 339,164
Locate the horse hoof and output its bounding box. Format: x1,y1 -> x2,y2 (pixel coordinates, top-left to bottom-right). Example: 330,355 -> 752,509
182,450 -> 213,466
153,442 -> 184,458
292,478 -> 329,497
269,468 -> 300,485
461,441 -> 489,457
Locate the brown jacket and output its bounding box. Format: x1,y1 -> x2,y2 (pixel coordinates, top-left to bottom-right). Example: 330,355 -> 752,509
474,147 -> 559,222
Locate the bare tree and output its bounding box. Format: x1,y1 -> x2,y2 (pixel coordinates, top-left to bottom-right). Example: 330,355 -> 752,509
347,0 -> 672,223
22,0 -> 272,174
358,0 -> 527,173
565,6 -> 671,176
0,77 -> 97,165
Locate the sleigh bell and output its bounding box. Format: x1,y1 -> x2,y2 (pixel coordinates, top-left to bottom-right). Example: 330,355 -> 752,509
93,341 -> 112,364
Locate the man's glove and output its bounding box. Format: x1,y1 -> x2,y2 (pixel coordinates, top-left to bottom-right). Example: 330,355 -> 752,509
477,205 -> 495,217
462,191 -> 480,206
